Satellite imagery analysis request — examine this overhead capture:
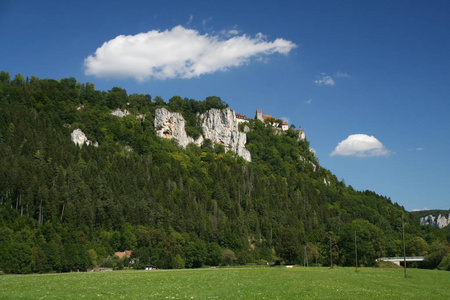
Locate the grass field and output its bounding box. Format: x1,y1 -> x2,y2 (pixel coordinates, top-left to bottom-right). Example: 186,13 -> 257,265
1,267 -> 448,299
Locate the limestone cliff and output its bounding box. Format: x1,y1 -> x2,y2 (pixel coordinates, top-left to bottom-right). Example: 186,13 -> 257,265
201,108 -> 251,162
154,107 -> 251,161
110,108 -> 130,118
71,128 -> 98,147
420,214 -> 450,229
154,108 -> 203,148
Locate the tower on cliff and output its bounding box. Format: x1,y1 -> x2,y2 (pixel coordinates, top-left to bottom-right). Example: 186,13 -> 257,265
256,109 -> 263,121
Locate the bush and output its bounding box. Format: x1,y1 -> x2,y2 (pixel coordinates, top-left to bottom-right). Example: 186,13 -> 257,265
376,261 -> 401,269
437,254 -> 450,271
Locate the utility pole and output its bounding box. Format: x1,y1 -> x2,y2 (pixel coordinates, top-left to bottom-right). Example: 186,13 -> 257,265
304,246 -> 308,267
402,217 -> 407,278
329,236 -> 333,268
354,231 -> 358,273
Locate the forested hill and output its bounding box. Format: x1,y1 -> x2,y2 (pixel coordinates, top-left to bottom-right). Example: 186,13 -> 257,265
1,72 -> 449,274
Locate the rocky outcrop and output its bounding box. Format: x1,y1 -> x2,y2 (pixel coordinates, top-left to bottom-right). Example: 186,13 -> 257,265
297,129 -> 306,141
154,107 -> 251,161
111,108 -> 130,118
154,108 -> 203,148
420,214 -> 450,229
71,129 -> 98,147
201,108 -> 251,162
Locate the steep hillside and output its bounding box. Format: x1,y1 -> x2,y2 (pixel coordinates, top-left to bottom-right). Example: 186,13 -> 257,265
0,72 -> 448,273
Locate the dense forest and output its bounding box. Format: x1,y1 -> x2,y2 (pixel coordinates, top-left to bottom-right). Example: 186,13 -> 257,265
0,71 -> 449,273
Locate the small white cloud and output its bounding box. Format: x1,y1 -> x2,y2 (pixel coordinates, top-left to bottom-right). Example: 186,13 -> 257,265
219,29 -> 240,37
416,147 -> 424,151
305,99 -> 312,104
412,207 -> 429,212
330,134 -> 391,157
314,73 -> 335,86
84,25 -> 297,81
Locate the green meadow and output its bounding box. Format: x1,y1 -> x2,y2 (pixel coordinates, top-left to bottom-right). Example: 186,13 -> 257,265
1,267 -> 448,299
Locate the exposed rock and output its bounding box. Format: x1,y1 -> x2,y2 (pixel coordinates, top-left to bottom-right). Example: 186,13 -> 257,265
154,108 -> 202,148
299,156 -> 317,172
297,129 -> 306,141
111,108 -> 130,118
201,108 -> 251,162
71,129 -> 98,147
420,214 -> 450,229
154,107 -> 251,161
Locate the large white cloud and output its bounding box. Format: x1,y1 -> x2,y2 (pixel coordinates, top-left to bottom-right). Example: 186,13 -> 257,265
84,26 -> 296,81
330,134 -> 391,157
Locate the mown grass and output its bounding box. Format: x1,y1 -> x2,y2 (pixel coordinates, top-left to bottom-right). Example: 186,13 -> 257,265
0,267 -> 448,299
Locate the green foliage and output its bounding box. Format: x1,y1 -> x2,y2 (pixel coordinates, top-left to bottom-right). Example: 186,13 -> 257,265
423,240 -> 450,269
0,72 -> 448,274
437,253 -> 450,270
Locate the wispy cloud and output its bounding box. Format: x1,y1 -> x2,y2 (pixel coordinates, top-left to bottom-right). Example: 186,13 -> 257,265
416,147 -> 424,151
330,134 -> 391,157
186,15 -> 194,25
282,117 -> 291,124
202,17 -> 213,31
335,71 -> 349,77
84,25 -> 297,81
412,207 -> 429,212
305,99 -> 312,104
314,73 -> 335,86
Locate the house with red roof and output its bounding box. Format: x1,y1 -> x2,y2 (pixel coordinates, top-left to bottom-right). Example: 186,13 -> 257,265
114,250 -> 133,259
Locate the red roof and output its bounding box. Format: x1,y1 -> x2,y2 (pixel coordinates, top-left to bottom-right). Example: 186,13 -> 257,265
114,251 -> 133,259
235,113 -> 249,120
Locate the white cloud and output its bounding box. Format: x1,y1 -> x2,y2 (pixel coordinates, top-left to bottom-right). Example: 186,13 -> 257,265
84,26 -> 297,81
305,99 -> 312,104
411,207 -> 429,212
416,147 -> 424,151
330,134 -> 391,157
314,73 -> 335,86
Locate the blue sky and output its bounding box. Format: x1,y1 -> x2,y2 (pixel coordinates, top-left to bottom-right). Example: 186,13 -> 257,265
1,0 -> 449,211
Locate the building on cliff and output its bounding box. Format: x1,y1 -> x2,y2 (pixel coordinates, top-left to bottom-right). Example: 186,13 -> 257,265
255,109 -> 289,131
235,113 -> 249,124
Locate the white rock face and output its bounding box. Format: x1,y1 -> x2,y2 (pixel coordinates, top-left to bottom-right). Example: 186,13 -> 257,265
154,108 -> 202,148
201,108 -> 251,162
154,107 -> 251,161
420,214 -> 450,229
111,108 -> 130,118
71,129 -> 98,147
297,129 -> 306,141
